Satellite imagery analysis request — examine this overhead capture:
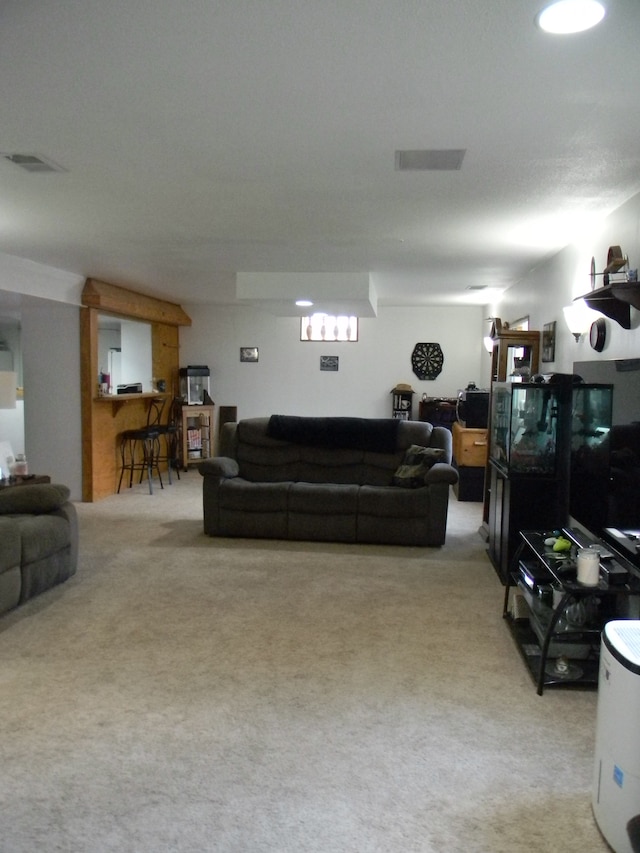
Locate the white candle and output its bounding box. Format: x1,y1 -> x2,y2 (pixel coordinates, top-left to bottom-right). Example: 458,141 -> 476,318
577,548 -> 600,586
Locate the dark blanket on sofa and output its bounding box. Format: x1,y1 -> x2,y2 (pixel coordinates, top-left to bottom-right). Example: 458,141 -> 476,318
267,415 -> 400,453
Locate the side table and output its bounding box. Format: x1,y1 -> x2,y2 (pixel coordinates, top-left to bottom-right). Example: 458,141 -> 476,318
503,528 -> 640,694
180,404 -> 214,470
0,475 -> 51,490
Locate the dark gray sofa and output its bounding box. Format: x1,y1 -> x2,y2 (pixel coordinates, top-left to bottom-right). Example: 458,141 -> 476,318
0,483 -> 78,617
199,416 -> 458,546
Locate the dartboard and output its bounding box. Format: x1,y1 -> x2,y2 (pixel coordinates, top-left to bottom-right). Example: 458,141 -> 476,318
411,342 -> 444,380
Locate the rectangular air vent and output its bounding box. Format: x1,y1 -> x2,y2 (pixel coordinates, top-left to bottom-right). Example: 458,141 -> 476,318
466,285 -> 488,291
395,149 -> 466,171
2,153 -> 66,173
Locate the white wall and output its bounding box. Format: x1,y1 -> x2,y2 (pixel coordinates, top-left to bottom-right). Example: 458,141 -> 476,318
0,321 -> 24,457
487,193 -> 640,371
0,253 -> 84,499
0,401 -> 25,458
120,320 -> 152,391
21,301 -> 82,499
178,303 -> 489,422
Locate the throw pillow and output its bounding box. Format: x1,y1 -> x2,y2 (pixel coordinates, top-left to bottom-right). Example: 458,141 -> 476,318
392,444 -> 446,488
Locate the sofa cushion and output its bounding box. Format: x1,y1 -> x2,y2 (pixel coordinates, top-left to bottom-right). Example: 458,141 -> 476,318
392,445 -> 447,487
289,483 -> 359,542
0,483 -> 70,515
297,447 -> 365,484
0,517 -> 21,573
235,420 -> 301,482
359,484 -> 431,518
13,515 -> 72,564
289,482 -> 359,513
218,478 -> 290,511
396,420 -> 435,451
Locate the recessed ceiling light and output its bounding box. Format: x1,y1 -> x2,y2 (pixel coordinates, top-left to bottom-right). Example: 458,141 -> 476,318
296,299 -> 313,307
536,0 -> 606,34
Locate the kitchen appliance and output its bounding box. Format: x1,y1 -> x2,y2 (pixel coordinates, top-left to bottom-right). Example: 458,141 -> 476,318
179,365 -> 210,405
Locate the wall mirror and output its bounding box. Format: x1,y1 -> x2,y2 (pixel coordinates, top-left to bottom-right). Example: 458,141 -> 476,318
97,314 -> 152,393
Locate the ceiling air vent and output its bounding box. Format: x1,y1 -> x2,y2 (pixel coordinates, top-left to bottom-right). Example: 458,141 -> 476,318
466,285 -> 488,291
395,149 -> 466,171
2,153 -> 66,173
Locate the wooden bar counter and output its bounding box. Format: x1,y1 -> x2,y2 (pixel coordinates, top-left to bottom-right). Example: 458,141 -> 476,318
80,280 -> 191,501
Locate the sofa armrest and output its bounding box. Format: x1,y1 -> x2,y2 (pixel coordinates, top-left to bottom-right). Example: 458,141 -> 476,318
198,456 -> 239,479
424,462 -> 459,486
0,483 -> 71,515
429,426 -> 453,464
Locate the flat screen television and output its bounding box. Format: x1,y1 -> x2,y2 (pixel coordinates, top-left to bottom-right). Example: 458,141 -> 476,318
572,359 -> 640,568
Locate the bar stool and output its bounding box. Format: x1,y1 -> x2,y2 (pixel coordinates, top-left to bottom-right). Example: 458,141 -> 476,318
153,397 -> 182,484
117,397 -> 166,495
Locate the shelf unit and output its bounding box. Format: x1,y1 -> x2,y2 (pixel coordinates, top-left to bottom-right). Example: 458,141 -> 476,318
576,281 -> 640,330
503,528 -> 640,695
180,404 -> 214,470
391,388 -> 414,420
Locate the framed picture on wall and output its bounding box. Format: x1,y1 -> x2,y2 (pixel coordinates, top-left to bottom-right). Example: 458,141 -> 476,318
240,347 -> 259,363
542,321 -> 556,363
320,355 -> 339,371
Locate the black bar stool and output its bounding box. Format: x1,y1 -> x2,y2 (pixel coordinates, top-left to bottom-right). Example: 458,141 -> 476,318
117,397 -> 166,494
153,397 -> 182,484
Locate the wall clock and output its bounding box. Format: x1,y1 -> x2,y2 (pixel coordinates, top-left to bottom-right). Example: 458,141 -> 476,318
411,342 -> 444,380
589,318 -> 606,352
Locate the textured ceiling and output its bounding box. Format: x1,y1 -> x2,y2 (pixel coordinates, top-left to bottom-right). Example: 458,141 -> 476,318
0,0 -> 639,313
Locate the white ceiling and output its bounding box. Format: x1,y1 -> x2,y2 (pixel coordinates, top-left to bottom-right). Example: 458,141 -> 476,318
0,0 -> 639,314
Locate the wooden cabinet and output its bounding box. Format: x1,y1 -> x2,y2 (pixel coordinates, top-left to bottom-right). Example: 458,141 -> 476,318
489,329 -> 540,383
482,328 -> 541,527
452,421 -> 487,468
180,404 -> 214,470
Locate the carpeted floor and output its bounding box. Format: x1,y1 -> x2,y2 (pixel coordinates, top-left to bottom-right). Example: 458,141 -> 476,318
0,473 -> 609,852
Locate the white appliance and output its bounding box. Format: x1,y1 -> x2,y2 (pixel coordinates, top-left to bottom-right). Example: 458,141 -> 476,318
592,620 -> 640,853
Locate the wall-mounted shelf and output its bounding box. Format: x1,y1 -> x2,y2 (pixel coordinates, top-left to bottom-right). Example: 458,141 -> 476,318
576,281 -> 640,329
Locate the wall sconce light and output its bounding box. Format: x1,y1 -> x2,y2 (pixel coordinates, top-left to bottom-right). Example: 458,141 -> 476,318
0,371 -> 17,409
562,301 -> 600,342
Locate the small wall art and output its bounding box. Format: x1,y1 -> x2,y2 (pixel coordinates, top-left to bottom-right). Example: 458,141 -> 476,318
320,355 -> 339,372
240,347 -> 259,363
542,322 -> 556,363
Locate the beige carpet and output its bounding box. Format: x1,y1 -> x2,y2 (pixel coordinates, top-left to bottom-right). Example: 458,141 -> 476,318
0,473 -> 608,852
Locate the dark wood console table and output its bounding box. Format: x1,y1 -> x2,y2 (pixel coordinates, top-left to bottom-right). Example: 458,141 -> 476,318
0,475 -> 51,490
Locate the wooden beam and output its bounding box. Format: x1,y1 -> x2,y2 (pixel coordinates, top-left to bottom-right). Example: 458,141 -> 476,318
82,279 -> 192,326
